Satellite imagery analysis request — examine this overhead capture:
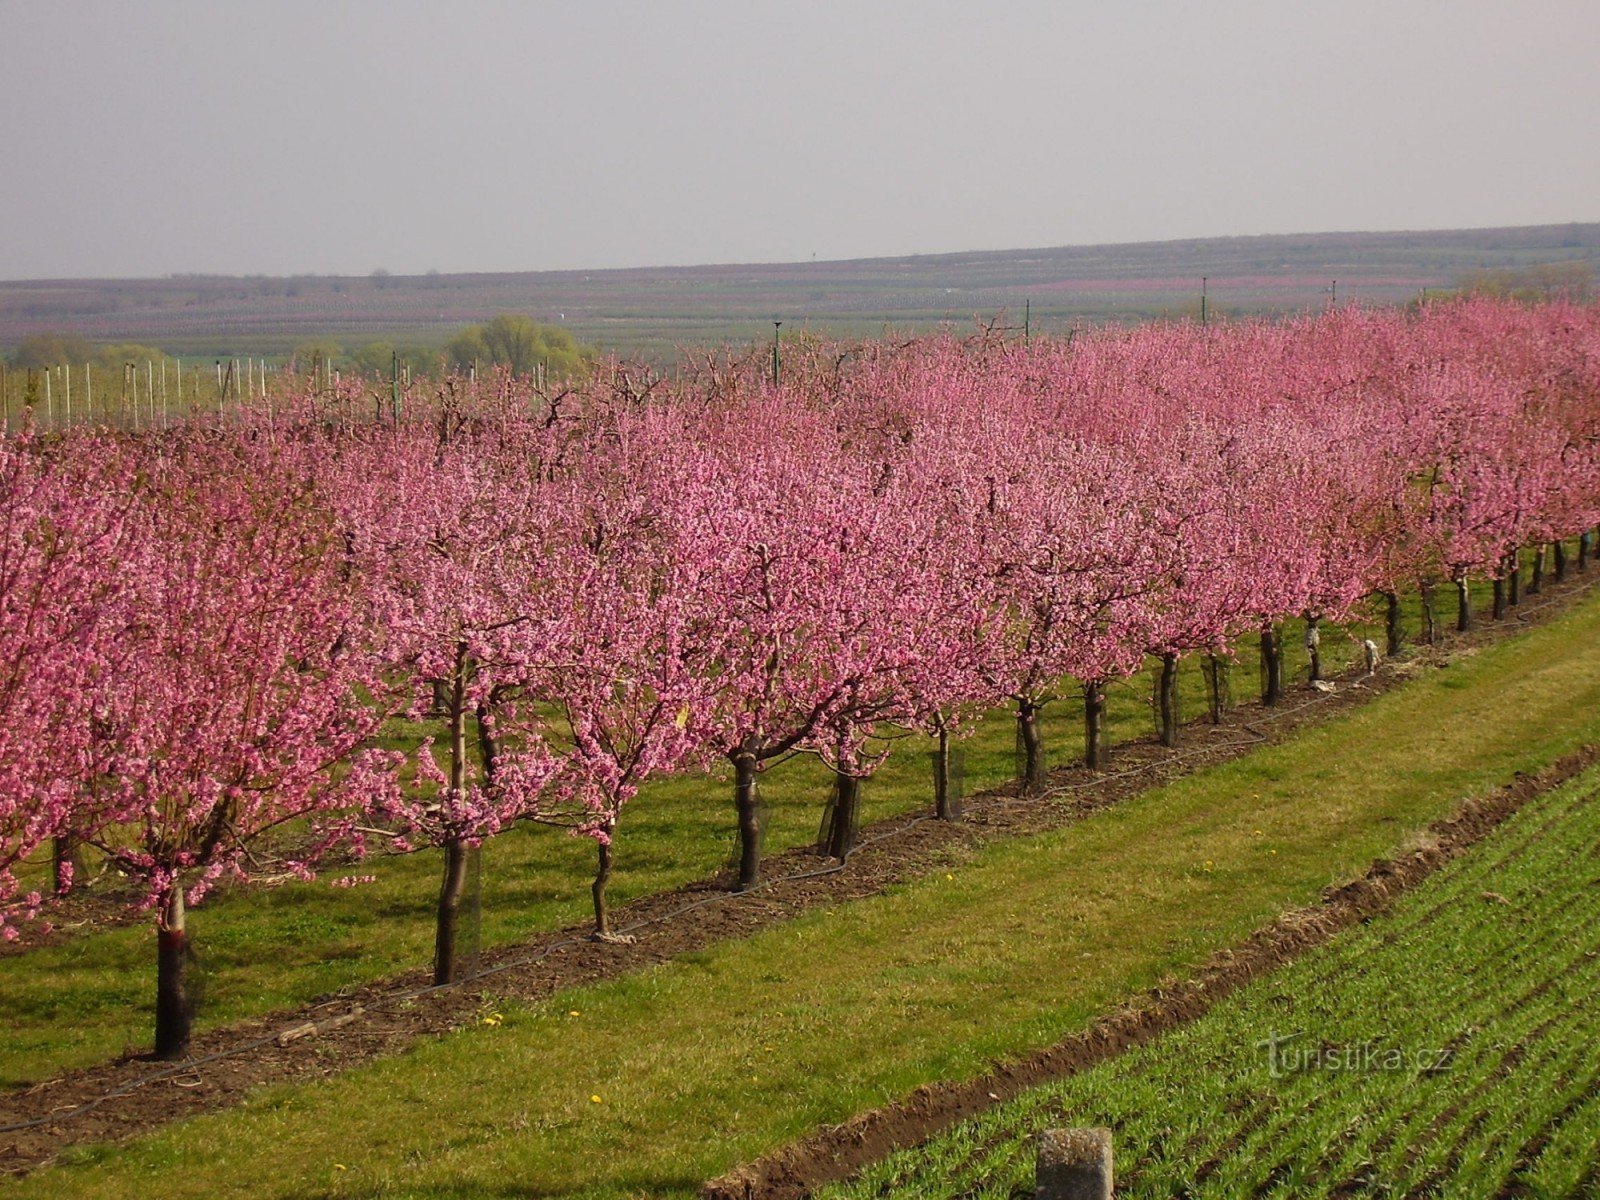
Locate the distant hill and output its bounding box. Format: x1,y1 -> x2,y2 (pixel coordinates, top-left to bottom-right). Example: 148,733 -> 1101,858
2,223 -> 1596,367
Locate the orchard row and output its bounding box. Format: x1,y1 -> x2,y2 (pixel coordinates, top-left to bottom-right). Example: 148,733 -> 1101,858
3,297 -> 1597,1057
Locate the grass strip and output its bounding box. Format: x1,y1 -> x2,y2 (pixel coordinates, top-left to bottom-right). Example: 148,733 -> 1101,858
8,587 -> 1597,1198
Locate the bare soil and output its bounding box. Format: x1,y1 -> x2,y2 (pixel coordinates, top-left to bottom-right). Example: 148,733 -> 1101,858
1,577 -> 1593,1178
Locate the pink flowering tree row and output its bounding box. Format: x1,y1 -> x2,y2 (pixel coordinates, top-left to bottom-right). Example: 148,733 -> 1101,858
2,297 -> 1598,1058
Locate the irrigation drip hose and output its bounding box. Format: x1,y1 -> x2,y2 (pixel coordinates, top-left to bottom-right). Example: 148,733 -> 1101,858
5,579 -> 1592,1140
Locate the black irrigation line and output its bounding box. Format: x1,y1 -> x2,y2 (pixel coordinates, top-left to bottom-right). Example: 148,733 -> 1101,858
4,578 -> 1593,1143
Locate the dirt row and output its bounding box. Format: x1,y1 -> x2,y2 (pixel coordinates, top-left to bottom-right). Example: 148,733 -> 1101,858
0,577 -> 1593,1177
702,745 -> 1600,1200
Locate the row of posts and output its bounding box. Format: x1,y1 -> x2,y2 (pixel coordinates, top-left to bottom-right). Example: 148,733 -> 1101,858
0,357 -> 278,433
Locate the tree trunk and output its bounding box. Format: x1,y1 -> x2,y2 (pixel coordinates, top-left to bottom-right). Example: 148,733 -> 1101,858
1260,625 -> 1283,706
733,749 -> 761,891
933,718 -> 960,821
1579,532 -> 1591,572
154,884 -> 191,1060
1017,699 -> 1043,794
1553,540 -> 1568,583
1492,574 -> 1507,621
1204,653 -> 1231,724
52,834 -> 81,895
1304,615 -> 1323,684
1530,545 -> 1546,594
824,770 -> 860,860
1420,582 -> 1438,645
1508,550 -> 1522,608
1083,681 -> 1106,770
1384,591 -> 1404,657
433,836 -> 468,985
434,642 -> 471,986
1157,652 -> 1180,748
591,830 -> 613,937
1457,577 -> 1473,632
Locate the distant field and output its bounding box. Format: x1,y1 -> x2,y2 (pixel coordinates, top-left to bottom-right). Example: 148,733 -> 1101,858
2,222 -> 1596,367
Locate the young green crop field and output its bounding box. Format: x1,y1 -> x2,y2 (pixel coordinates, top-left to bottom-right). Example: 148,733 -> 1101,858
826,763 -> 1600,1199
0,594 -> 1403,1089
4,583 -> 1598,1198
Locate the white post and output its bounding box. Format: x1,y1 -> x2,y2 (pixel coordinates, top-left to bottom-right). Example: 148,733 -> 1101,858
85,363 -> 92,419
64,362 -> 71,425
44,370 -> 52,426
176,356 -> 183,404
146,361 -> 154,426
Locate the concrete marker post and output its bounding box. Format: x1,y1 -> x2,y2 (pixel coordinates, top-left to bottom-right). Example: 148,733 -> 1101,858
1037,1127 -> 1112,1200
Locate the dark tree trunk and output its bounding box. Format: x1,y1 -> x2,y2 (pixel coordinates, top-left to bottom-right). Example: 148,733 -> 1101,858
1420,582 -> 1438,645
1553,540 -> 1568,583
1260,625 -> 1283,706
591,830 -> 614,936
433,836 -> 468,985
1384,591 -> 1404,657
1457,578 -> 1473,632
434,641 -> 471,986
1493,574 -> 1507,621
933,718 -> 960,821
475,699 -> 501,790
154,884 -> 191,1060
1157,652 -> 1180,748
1580,532 -> 1591,572
733,749 -> 761,891
1204,653 -> 1231,724
1304,615 -> 1323,684
1083,681 -> 1106,770
1530,545 -> 1546,594
1508,551 -> 1522,607
1017,699 -> 1043,794
52,835 -> 81,895
824,770 -> 860,859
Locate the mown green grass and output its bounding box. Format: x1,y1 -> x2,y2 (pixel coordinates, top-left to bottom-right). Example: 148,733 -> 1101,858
0,584 -> 1416,1088
7,583 -> 1599,1198
827,766 -> 1600,1199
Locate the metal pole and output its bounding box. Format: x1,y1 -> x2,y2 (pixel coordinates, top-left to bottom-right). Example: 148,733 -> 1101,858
1201,276 -> 1208,327
1024,298 -> 1031,342
772,321 -> 782,388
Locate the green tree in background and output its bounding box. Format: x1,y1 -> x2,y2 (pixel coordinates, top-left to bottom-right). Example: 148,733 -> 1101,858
9,333 -> 95,368
1455,262 -> 1595,304
292,339 -> 344,370
444,315 -> 592,379
351,342 -> 438,377
94,344 -> 172,370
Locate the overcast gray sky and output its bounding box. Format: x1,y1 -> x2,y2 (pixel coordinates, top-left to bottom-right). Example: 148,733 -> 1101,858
3,0 -> 1597,280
